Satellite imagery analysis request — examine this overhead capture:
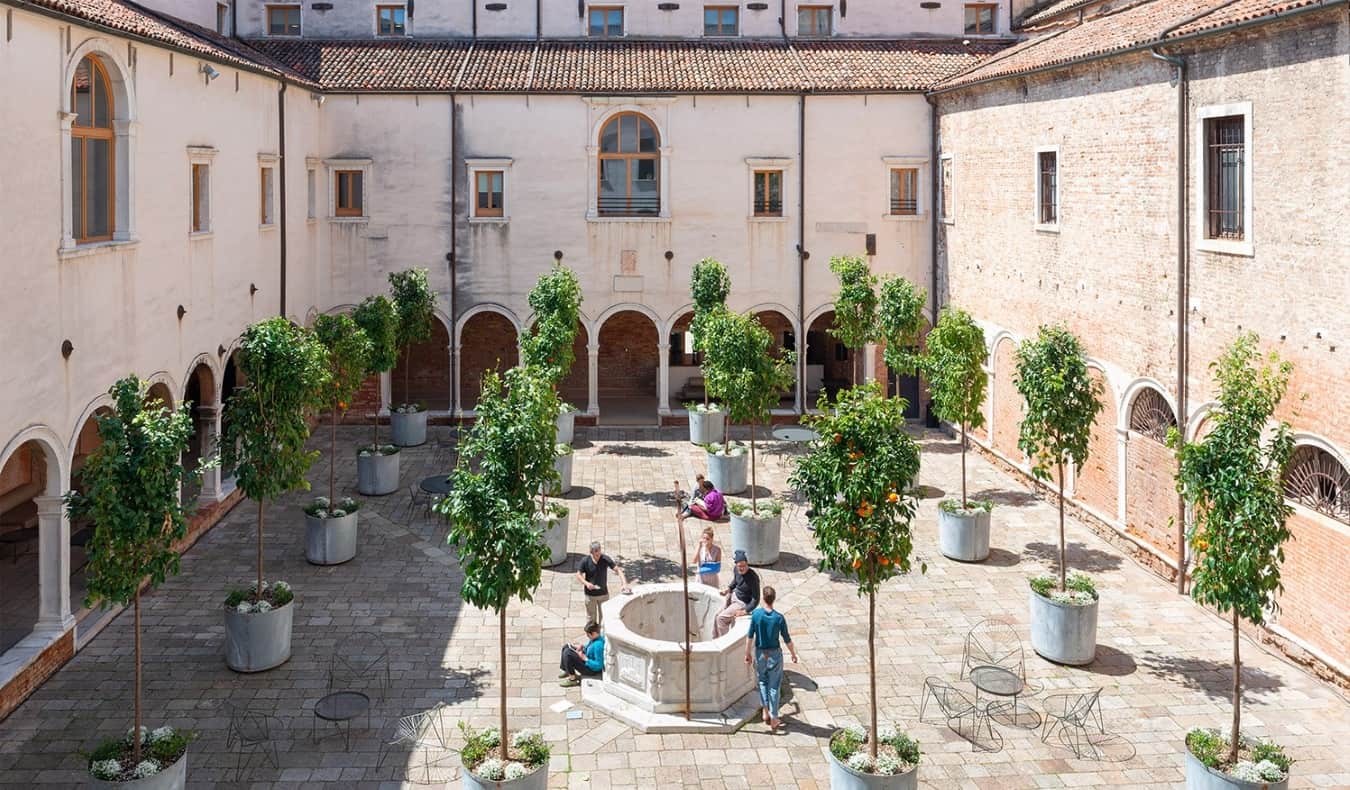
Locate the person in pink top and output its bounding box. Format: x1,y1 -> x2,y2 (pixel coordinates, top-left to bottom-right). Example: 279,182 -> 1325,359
678,476 -> 724,523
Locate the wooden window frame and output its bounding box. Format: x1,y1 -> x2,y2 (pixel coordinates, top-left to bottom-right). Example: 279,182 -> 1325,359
1205,116 -> 1244,241
335,169 -> 364,217
889,167 -> 919,216
376,4 -> 406,36
475,170 -> 505,218
704,5 -> 739,37
1195,103 -> 1252,256
259,166 -> 275,225
597,112 -> 661,217
588,6 -> 625,37
797,5 -> 832,36
964,3 -> 997,34
266,4 -> 301,36
216,2 -> 229,35
71,55 -> 116,244
1035,147 -> 1058,228
191,162 -> 210,233
752,170 -> 783,217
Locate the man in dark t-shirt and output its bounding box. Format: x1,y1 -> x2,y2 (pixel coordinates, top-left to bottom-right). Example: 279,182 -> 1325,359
576,541 -> 630,625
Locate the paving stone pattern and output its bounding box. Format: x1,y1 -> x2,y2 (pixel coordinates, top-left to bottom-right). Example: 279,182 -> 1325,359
0,426 -> 1347,788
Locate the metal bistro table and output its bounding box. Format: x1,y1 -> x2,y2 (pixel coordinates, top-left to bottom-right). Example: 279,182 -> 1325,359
419,475 -> 453,496
313,690 -> 371,751
969,665 -> 1040,729
771,425 -> 819,443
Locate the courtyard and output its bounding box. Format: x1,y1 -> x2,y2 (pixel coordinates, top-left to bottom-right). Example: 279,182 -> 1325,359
0,424 -> 1345,788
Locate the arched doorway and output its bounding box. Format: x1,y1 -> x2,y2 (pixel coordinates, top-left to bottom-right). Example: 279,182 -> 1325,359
805,311 -> 849,407
667,311 -> 702,407
182,362 -> 218,505
69,406 -> 112,633
221,350 -> 244,492
553,322 -> 589,411
0,439 -> 61,655
598,310 -> 659,425
755,310 -> 798,410
459,311 -> 519,411
392,318 -> 451,411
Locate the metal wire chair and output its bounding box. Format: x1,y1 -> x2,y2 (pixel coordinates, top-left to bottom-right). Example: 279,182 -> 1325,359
222,700 -> 281,779
962,618 -> 1027,685
329,631 -> 391,700
376,701 -> 450,784
1041,687 -> 1106,758
919,676 -> 1002,752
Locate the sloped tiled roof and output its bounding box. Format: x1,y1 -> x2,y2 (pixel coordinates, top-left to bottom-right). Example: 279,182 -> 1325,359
938,0 -> 1345,91
251,38 -> 472,91
1022,0 -> 1104,27
9,0 -> 315,85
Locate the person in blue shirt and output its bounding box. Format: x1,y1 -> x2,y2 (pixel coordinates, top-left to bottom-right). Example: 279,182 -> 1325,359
744,585 -> 798,730
559,622 -> 605,687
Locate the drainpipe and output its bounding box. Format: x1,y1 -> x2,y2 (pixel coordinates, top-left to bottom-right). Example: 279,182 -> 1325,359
536,0 -> 542,39
278,82 -> 287,317
780,0 -> 787,36
471,0 -> 477,38
448,94 -> 459,416
925,92 -> 940,425
797,92 -> 807,412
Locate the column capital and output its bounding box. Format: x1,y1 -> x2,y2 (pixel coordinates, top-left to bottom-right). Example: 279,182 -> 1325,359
33,495 -> 66,518
197,403 -> 221,418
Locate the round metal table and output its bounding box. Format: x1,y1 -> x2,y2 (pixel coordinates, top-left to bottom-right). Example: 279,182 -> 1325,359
313,690 -> 370,751
969,665 -> 1039,728
419,475 -> 453,495
771,426 -> 819,443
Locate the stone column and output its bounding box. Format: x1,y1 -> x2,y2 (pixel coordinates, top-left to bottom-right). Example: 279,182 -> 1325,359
379,371 -> 392,415
793,335 -> 804,414
863,343 -> 877,384
452,347 -> 463,417
33,495 -> 74,635
1116,428 -> 1130,525
587,343 -> 600,416
196,404 -> 223,505
657,342 -> 671,416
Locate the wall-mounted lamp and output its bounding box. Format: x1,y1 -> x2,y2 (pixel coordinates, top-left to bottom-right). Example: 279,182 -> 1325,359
311,93 -> 326,106
200,63 -> 220,81
177,305 -> 187,320
553,250 -> 564,261
664,250 -> 674,261
61,339 -> 74,359
218,344 -> 227,357
249,283 -> 259,295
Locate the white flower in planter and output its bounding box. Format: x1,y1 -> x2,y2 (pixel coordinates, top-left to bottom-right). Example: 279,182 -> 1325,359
846,752 -> 873,772
477,757 -> 505,780
235,601 -> 253,614
340,497 -> 357,510
479,727 -> 501,747
131,759 -> 161,779
256,601 -> 273,614
834,492 -> 846,504
128,725 -> 149,742
91,759 -> 122,780
842,723 -> 866,741
273,581 -> 291,594
149,726 -> 174,743
314,496 -> 331,509
875,754 -> 903,775
504,762 -> 529,780
510,729 -> 540,747
330,509 -> 347,518
312,509 -> 329,520
358,449 -> 371,458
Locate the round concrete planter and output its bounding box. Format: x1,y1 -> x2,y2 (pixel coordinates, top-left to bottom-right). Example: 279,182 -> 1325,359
688,408 -> 726,445
304,512 -> 358,565
460,757 -> 547,790
706,449 -> 747,495
554,452 -> 574,494
556,408 -> 576,445
826,743 -> 918,790
390,410 -> 428,447
1029,590 -> 1098,666
730,511 -> 781,566
937,507 -> 991,562
1184,750 -> 1289,790
88,750 -> 187,790
356,449 -> 400,496
537,511 -> 569,567
224,601 -> 293,672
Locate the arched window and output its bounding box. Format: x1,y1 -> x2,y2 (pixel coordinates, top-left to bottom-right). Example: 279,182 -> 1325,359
1283,445 -> 1350,524
1128,387 -> 1177,443
598,113 -> 659,217
71,55 -> 115,243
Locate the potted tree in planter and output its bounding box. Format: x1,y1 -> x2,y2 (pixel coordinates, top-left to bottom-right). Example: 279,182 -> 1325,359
388,268 -> 437,447
703,309 -> 795,565
829,255 -> 880,389
68,377 -> 201,789
1015,324 -> 1104,666
352,294 -> 401,496
921,308 -> 993,562
220,317 -> 329,672
876,275 -> 926,403
791,383 -> 923,789
686,257 -> 731,444
523,263 -> 583,446
436,366 -> 555,789
1173,334 -> 1295,790
306,313 -> 373,565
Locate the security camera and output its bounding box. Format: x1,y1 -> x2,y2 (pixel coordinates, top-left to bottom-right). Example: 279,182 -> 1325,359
962,38 -> 971,46
200,63 -> 221,81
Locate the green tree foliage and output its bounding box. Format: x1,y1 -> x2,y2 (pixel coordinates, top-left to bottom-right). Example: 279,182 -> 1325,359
436,366 -> 556,761
877,276 -> 927,378
351,294 -> 399,446
522,263 -> 583,388
313,313 -> 373,502
1014,325 -> 1103,590
790,383 -> 921,758
66,377 -> 203,765
922,308 -> 988,507
388,268 -> 437,404
690,258 -> 732,408
1170,333 -> 1293,764
828,255 -> 880,387
221,318 -> 330,596
700,310 -> 796,508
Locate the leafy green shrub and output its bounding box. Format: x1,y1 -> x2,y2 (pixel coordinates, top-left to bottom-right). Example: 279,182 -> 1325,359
727,499 -> 783,518
922,308 -> 988,508
1030,572 -> 1096,604
938,498 -> 992,515
388,268 -> 437,405
84,726 -> 194,781
828,255 -> 880,387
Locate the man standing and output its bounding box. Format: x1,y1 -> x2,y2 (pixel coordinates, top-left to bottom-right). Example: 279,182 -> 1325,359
745,585 -> 798,730
715,550 -> 759,637
576,541 -> 630,625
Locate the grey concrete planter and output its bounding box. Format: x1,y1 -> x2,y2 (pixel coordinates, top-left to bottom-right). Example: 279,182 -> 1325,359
1029,590 -> 1098,666
730,511 -> 781,566
826,743 -> 918,790
554,452 -> 574,494
390,410 -> 428,447
706,449 -> 747,495
356,449 -> 400,496
937,507 -> 992,562
556,408 -> 576,445
537,511 -> 570,567
224,601 -> 293,673
1184,751 -> 1289,790
304,512 -> 358,565
688,408 -> 725,445
88,750 -> 187,790
460,757 -> 547,790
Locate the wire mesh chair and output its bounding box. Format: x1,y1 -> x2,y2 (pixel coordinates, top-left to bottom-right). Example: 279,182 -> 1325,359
919,676 -> 1002,752
1041,687 -> 1106,758
376,701 -> 450,784
222,700 -> 281,779
329,632 -> 391,700
962,618 -> 1028,686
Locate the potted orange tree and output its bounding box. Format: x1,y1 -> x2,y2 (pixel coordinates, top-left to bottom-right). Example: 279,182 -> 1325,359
828,255 -> 880,389
388,268 -> 437,447
352,294 -> 401,496
687,258 -> 731,444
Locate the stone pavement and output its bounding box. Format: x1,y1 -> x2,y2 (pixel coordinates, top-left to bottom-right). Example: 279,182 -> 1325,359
0,425 -> 1347,788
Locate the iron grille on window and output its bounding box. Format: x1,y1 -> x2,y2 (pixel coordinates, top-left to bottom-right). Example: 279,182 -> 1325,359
1206,116 -> 1244,240
1127,388 -> 1176,443
1283,446 -> 1350,524
1038,151 -> 1057,225
890,168 -> 918,215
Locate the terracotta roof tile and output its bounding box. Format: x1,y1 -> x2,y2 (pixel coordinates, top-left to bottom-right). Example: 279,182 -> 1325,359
251,38 -> 471,91
1023,0 -> 1103,27
793,39 -> 1008,91
1166,0 -> 1336,36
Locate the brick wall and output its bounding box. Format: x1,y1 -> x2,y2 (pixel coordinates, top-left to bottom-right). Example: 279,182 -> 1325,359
392,321 -> 451,411
1124,434 -> 1179,557
597,311 -> 658,399
1276,510 -> 1350,668
460,312 -> 519,409
0,629 -> 73,722
1075,367 -> 1117,518
558,327 -> 590,410
991,338 -> 1023,463
350,374 -> 383,421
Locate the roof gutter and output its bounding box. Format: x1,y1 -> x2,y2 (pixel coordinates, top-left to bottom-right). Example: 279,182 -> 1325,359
928,0 -> 1349,96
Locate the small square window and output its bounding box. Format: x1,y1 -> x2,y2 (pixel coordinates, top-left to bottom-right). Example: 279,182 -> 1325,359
335,170 -> 364,217
704,6 -> 739,36
798,5 -> 832,36
259,167 -> 275,225
475,170 -> 504,217
377,5 -> 406,36
964,3 -> 996,34
889,167 -> 918,216
191,163 -> 210,233
1037,150 -> 1058,226
266,5 -> 301,36
753,170 -> 783,217
589,6 -> 624,37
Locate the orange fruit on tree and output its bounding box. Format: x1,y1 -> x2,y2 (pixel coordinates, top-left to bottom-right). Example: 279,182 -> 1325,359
852,558 -> 862,569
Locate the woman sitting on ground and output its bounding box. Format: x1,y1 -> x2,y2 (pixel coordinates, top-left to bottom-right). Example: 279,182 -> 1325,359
559,622 -> 604,687
678,476 -> 725,523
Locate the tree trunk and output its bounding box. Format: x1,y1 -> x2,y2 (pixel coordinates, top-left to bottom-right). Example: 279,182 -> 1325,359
749,420 -> 757,510
499,607 -> 509,762
133,588 -> 142,766
404,344 -> 411,406
868,584 -> 878,761
330,404 -> 337,504
1229,609 -> 1241,765
960,419 -> 968,508
1057,461 -> 1066,592
256,499 -> 265,597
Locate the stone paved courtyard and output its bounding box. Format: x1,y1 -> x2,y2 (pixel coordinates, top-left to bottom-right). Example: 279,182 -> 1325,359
0,425 -> 1347,788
